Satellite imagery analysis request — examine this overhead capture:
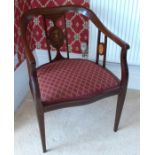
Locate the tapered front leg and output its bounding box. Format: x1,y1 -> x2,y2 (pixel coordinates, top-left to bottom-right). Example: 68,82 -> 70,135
114,88 -> 127,132
36,109 -> 46,153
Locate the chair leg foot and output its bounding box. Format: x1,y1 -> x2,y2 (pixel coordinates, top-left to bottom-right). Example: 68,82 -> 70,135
114,89 -> 127,132
43,147 -> 46,153
37,110 -> 46,153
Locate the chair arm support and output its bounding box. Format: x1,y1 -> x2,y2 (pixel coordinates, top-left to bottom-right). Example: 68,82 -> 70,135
23,45 -> 36,77
90,13 -> 129,86
120,48 -> 129,87
25,47 -> 36,66
99,22 -> 130,86
30,74 -> 44,110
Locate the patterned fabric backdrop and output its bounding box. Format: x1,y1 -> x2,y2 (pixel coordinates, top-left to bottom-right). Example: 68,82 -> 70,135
14,0 -> 89,69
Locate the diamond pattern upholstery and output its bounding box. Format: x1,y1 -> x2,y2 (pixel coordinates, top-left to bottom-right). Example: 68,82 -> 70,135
37,59 -> 120,105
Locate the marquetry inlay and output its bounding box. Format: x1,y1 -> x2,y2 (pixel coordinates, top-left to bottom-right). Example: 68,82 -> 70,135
48,26 -> 64,49
98,43 -> 105,55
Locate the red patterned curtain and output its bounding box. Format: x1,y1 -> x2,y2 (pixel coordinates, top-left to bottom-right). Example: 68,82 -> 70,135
14,0 -> 89,69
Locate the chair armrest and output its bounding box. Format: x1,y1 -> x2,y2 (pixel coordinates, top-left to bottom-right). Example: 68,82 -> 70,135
25,46 -> 36,66
104,30 -> 129,87
102,26 -> 130,50
100,23 -> 129,87
90,12 -> 130,86
89,10 -> 130,49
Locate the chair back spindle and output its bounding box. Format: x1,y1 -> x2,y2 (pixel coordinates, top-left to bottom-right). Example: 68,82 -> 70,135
96,30 -> 101,64
64,14 -> 69,59
96,29 -> 107,67
103,35 -> 107,67
43,16 -> 52,62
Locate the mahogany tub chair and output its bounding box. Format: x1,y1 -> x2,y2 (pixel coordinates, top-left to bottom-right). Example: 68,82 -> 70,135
21,5 -> 130,153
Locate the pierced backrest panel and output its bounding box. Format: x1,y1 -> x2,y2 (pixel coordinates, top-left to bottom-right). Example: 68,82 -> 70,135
41,14 -> 67,61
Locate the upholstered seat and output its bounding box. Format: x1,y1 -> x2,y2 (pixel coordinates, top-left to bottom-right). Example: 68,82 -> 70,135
37,59 -> 120,105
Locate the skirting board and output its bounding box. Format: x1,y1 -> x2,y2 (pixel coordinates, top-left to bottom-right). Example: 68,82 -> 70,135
14,49 -> 139,111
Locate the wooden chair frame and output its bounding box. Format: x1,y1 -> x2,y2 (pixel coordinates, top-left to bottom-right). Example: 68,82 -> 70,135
21,5 -> 130,153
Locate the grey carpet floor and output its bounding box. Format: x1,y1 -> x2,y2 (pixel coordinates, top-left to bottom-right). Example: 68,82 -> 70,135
15,89 -> 140,155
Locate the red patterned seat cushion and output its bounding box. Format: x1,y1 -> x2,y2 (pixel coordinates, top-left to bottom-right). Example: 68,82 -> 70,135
37,59 -> 120,105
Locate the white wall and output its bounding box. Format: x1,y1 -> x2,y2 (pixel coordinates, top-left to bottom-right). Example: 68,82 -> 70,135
14,60 -> 29,111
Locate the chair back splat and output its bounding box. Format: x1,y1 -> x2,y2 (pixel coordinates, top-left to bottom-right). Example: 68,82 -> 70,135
21,5 -> 130,153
